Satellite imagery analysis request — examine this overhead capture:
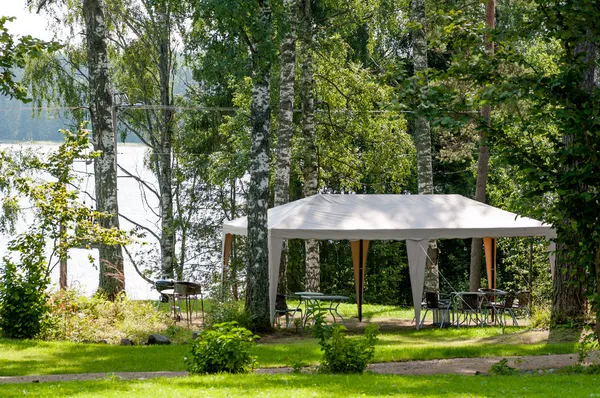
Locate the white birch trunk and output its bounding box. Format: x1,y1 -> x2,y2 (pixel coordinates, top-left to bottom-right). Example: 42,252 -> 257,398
83,0 -> 124,299
411,0 -> 438,293
275,0 -> 298,296
156,4 -> 176,279
300,0 -> 320,292
246,3 -> 272,330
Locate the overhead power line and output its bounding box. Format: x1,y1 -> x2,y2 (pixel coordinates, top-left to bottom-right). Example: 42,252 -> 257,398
0,104 -> 414,114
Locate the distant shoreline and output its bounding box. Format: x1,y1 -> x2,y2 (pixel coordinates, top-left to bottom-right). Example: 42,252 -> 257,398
1,141 -> 146,146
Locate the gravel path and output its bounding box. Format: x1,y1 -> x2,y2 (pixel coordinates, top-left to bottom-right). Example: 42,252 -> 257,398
1,351 -> 598,384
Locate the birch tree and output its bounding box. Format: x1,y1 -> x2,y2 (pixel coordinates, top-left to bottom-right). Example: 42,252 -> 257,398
108,0 -> 179,278
411,0 -> 438,293
83,0 -> 124,298
274,0 -> 298,296
246,1 -> 274,330
300,0 -> 320,292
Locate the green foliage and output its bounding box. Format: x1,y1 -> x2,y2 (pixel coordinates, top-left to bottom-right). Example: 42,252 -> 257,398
185,321 -> 259,374
0,236 -> 49,339
318,240 -> 411,305
576,330 -> 599,365
529,306 -> 551,329
312,311 -> 379,374
0,128 -> 130,339
0,16 -> 61,102
290,359 -> 307,374
41,289 -> 172,344
205,299 -> 253,330
489,358 -> 518,375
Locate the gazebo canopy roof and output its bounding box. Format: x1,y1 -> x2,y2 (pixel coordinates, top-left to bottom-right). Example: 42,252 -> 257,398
223,194 -> 556,240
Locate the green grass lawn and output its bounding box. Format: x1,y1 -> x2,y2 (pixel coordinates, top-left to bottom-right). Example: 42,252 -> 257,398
0,327 -> 578,376
0,373 -> 598,397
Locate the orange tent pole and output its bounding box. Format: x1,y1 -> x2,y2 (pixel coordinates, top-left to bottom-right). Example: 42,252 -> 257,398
484,237 -> 497,289
222,233 -> 233,291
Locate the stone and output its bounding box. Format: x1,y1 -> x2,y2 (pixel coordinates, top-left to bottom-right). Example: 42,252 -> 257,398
120,338 -> 134,346
148,334 -> 171,345
97,339 -> 108,344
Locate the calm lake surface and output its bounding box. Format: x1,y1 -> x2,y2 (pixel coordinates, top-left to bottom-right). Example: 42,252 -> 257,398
0,143 -> 163,300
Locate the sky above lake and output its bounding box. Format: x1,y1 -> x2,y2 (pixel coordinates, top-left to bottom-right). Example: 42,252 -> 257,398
3,2 -> 53,40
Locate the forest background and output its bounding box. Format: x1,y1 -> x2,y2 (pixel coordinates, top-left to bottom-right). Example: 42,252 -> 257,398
1,0 -> 598,331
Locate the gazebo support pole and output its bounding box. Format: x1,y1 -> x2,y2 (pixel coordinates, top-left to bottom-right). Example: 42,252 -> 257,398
222,233 -> 233,299
484,237 -> 497,322
484,237 -> 497,290
359,239 -> 364,322
351,240 -> 369,323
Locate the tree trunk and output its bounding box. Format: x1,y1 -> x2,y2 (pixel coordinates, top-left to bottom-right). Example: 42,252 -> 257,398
156,4 -> 176,279
411,0 -> 438,293
469,0 -> 495,292
246,4 -> 272,331
59,220 -> 67,289
275,0 -> 298,297
83,0 -> 124,299
552,243 -> 585,323
552,35 -> 595,324
301,0 -> 320,292
595,246 -> 600,337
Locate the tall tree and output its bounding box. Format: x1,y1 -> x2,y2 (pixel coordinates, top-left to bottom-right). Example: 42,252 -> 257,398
469,0 -> 495,292
83,0 -> 124,298
155,0 -> 176,279
246,0 -> 274,330
411,0 -> 438,292
300,0 -> 319,292
274,0 -> 298,296
551,28 -> 596,325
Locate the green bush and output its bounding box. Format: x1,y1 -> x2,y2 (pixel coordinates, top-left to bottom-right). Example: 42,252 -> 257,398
41,289 -> 172,344
0,252 -> 50,339
205,300 -> 253,329
312,313 -> 379,374
185,321 -> 258,374
489,359 -> 519,375
530,306 -> 551,328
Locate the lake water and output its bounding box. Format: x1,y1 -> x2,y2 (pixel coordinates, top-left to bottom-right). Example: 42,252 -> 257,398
0,143 -> 164,300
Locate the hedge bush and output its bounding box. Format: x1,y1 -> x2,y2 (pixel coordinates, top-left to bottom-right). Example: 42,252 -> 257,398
185,321 -> 258,374
313,312 -> 379,374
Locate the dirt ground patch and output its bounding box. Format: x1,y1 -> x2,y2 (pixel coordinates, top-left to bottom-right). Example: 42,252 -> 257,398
1,351 -> 598,384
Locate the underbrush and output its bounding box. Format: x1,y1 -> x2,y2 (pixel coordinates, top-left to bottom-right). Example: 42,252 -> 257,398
204,299 -> 253,329
40,289 -> 174,344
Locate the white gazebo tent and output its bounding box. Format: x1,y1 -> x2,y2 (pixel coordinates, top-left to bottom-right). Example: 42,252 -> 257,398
222,194 -> 555,328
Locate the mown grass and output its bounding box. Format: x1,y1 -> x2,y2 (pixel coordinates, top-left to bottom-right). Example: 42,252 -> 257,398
0,326 -> 578,376
0,373 -> 598,397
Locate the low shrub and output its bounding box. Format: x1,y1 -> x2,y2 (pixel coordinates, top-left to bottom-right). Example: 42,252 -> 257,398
312,312 -> 379,374
558,364 -> 600,374
205,300 -> 253,329
489,359 -> 519,375
0,253 -> 50,339
185,321 -> 258,374
41,289 -> 173,344
529,306 -> 551,328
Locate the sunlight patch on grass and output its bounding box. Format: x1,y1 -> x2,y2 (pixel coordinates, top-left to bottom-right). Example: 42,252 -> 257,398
0,373 -> 598,397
